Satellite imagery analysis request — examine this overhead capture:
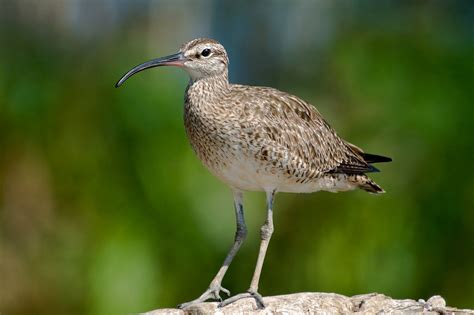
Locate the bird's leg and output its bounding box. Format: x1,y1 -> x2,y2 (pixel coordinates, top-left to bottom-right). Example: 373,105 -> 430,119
178,190 -> 247,309
219,190 -> 276,309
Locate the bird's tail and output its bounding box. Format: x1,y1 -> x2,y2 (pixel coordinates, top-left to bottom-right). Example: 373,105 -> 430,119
348,174 -> 385,194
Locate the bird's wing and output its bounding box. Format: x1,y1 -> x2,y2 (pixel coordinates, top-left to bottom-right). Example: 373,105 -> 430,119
231,85 -> 372,176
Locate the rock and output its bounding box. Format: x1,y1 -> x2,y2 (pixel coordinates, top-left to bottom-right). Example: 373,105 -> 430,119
141,292 -> 473,314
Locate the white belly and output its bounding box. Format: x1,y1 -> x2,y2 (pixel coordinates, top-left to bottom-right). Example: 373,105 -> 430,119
211,158 -> 357,193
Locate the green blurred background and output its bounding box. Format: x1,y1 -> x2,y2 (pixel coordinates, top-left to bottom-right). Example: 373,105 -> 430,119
1,1 -> 473,314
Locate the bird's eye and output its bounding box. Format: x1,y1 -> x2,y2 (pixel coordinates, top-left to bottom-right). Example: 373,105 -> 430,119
201,48 -> 211,57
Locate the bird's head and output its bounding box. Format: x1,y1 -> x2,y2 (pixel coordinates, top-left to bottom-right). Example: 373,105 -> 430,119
115,38 -> 228,87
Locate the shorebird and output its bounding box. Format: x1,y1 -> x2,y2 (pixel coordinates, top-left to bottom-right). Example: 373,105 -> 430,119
115,38 -> 391,309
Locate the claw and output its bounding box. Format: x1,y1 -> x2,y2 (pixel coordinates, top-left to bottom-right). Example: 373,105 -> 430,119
178,285 -> 231,309
218,290 -> 265,309
221,287 -> 231,297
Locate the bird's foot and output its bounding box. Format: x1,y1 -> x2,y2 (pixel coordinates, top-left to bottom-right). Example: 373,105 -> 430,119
218,290 -> 265,309
178,285 -> 230,309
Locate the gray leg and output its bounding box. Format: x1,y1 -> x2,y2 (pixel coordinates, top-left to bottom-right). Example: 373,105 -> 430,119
219,190 -> 276,309
178,190 -> 247,309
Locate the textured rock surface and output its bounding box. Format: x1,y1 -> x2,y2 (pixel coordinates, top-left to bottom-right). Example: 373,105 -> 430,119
142,292 -> 473,314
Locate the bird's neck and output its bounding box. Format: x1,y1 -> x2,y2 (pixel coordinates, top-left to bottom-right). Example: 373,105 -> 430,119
186,72 -> 230,102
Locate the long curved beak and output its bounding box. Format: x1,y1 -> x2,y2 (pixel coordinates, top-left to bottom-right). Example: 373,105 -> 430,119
115,52 -> 185,88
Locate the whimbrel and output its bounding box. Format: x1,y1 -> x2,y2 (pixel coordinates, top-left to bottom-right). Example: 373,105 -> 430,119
116,38 -> 391,309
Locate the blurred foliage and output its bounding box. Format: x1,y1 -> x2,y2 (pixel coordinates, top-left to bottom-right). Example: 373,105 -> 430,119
1,1 -> 473,314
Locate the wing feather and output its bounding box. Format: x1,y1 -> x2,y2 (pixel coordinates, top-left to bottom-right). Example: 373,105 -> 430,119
229,85 -> 372,177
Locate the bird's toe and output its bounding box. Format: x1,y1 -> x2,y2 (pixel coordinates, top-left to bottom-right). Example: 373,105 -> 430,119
218,290 -> 265,309
178,285 -> 230,309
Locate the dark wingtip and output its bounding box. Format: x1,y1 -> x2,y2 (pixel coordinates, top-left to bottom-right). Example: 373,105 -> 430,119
362,153 -> 392,164
367,164 -> 381,173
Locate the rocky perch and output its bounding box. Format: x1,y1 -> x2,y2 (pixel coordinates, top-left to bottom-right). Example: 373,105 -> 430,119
142,292 -> 473,314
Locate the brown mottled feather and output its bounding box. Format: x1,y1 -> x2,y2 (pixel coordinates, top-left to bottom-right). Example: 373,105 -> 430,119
229,85 -> 371,176
180,38 -> 390,194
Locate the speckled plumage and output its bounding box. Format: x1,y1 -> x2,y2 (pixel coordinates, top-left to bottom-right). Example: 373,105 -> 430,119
183,39 -> 387,194
116,38 -> 391,309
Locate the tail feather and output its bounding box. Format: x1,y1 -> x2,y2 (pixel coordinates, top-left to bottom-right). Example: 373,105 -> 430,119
359,179 -> 385,194
348,174 -> 385,194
